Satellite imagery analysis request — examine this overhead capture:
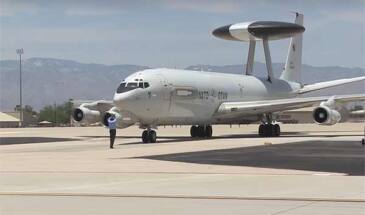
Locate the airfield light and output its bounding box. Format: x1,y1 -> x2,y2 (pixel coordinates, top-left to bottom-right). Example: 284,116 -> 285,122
16,48 -> 24,127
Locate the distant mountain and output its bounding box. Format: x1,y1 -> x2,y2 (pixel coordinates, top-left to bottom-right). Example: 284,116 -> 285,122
0,58 -> 149,110
0,57 -> 364,111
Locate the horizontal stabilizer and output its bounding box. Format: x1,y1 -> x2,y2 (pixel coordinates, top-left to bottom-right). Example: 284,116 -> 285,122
297,76 -> 365,94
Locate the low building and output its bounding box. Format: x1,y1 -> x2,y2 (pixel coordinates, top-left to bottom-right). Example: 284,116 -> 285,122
0,112 -> 20,128
2,112 -> 38,127
38,121 -> 53,127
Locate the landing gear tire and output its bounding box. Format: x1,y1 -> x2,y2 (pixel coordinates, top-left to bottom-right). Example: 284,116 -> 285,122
149,130 -> 157,143
273,124 -> 280,137
258,124 -> 280,137
190,125 -> 213,138
265,124 -> 273,137
190,126 -> 198,138
205,125 -> 213,138
142,130 -> 149,143
197,126 -> 205,138
142,130 -> 157,143
259,124 -> 265,137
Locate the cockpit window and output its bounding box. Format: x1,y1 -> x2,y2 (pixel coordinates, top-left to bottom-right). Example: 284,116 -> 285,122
116,82 -> 150,93
127,82 -> 138,88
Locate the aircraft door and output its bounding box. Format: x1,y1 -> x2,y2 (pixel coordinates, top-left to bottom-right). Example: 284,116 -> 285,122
157,74 -> 172,111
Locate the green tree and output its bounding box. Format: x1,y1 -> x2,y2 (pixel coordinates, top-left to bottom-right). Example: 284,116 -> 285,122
37,105 -> 54,123
14,105 -> 37,116
38,101 -> 73,125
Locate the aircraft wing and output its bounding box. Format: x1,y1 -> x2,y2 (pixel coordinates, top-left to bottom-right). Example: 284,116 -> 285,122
297,76 -> 365,94
78,100 -> 114,112
215,94 -> 365,117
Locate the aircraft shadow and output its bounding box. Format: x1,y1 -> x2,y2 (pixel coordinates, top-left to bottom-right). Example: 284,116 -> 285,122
0,137 -> 79,145
139,140 -> 365,176
80,133 -> 300,145
80,132 -> 301,139
117,132 -> 361,145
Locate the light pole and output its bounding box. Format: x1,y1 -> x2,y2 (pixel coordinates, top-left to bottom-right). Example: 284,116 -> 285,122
16,48 -> 24,127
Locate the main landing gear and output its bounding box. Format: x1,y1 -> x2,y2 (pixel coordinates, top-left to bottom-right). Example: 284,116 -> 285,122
258,114 -> 281,137
190,125 -> 213,138
142,129 -> 156,143
258,123 -> 280,137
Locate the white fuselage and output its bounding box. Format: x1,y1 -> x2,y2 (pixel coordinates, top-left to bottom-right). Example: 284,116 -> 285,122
113,68 -> 301,126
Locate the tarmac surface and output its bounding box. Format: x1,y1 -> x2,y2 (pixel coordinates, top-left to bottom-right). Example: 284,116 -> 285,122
0,123 -> 364,214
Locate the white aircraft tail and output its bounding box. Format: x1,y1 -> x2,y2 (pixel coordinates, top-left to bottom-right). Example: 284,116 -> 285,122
280,13 -> 303,83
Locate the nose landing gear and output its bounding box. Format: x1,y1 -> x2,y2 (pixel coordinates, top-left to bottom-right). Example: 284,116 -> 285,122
190,125 -> 213,138
142,129 -> 156,143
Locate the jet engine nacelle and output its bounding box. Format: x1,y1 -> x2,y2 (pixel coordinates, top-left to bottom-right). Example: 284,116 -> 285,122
73,107 -> 100,124
312,105 -> 341,125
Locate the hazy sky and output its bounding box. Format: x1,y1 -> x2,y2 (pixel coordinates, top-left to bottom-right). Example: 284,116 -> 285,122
1,0 -> 364,68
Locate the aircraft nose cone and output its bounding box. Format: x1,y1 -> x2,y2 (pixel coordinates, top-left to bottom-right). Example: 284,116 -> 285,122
212,24 -> 237,41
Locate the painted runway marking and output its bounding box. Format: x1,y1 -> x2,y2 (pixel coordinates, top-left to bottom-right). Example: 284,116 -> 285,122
0,132 -> 22,134
313,173 -> 338,176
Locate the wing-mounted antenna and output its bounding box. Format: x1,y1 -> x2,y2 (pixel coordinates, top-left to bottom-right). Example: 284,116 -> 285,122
212,14 -> 305,83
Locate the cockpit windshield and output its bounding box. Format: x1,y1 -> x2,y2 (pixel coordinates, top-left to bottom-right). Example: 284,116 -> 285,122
127,82 -> 138,88
117,81 -> 150,93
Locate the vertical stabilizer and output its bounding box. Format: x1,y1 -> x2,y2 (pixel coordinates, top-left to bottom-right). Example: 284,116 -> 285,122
280,13 -> 303,83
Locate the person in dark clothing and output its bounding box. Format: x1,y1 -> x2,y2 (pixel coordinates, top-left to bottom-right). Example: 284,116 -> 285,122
107,116 -> 117,149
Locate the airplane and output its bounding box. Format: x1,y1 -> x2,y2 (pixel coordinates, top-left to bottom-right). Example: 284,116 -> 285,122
72,13 -> 365,143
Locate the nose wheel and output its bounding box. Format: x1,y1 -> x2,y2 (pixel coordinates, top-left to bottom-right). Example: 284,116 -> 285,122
190,125 -> 213,138
142,129 -> 157,143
